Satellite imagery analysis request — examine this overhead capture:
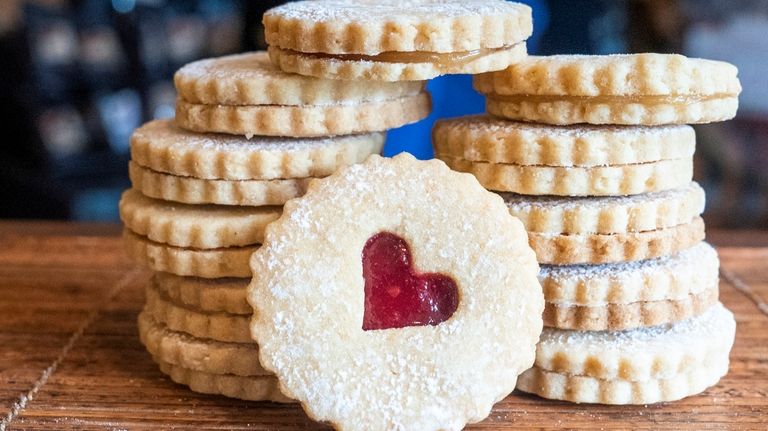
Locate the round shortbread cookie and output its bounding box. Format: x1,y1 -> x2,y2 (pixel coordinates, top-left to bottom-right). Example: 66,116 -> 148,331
543,284 -> 719,331
131,120 -> 384,180
438,156 -> 692,196
249,153 -> 542,430
145,281 -> 252,343
119,189 -> 280,249
529,217 -> 705,265
474,54 -> 741,125
175,92 -> 431,137
152,272 -> 250,315
502,183 -> 705,235
175,51 -> 425,106
267,43 -> 527,82
540,242 -> 719,306
139,311 -> 266,376
122,230 -> 253,278
432,115 -> 695,166
533,302 -> 735,382
153,358 -> 291,403
128,162 -> 313,207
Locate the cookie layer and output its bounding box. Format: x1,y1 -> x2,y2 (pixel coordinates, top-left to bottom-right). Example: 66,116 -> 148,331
268,43 -> 527,82
534,302 -> 735,381
264,0 -> 532,54
154,358 -> 291,403
432,115 -> 695,166
543,285 -> 718,331
438,156 -> 692,196
128,162 -> 313,207
175,51 -> 425,106
502,182 -> 705,234
120,189 -> 280,248
153,272 -> 250,315
123,230 -> 253,278
175,92 -> 431,137
139,311 -> 266,376
131,120 -> 384,180
249,153 -> 542,430
529,217 -> 704,265
145,281 -> 252,343
540,242 -> 719,306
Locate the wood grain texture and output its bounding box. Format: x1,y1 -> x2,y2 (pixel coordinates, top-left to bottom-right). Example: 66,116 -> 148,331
0,221 -> 766,430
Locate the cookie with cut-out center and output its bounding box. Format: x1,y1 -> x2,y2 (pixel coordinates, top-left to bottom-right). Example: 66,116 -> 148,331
248,153 -> 542,430
264,0 -> 532,81
518,303 -> 735,404
474,54 -> 741,125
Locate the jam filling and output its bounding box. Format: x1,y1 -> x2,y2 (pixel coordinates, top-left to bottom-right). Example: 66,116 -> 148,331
362,232 -> 459,331
289,44 -> 517,66
487,93 -> 731,105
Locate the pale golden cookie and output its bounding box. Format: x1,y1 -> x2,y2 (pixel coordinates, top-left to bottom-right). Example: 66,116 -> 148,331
433,116 -> 695,166
128,162 -> 312,207
154,358 -> 291,403
123,230 -> 253,278
152,272 -> 250,315
264,0 -> 532,81
175,92 -> 431,137
529,217 -> 705,265
139,311 -> 266,376
502,183 -> 705,234
543,285 -> 718,331
145,281 -> 252,343
540,242 -> 719,306
119,189 -> 280,249
249,153 -> 542,431
438,156 -> 692,196
175,51 -> 425,106
474,54 -> 741,125
131,120 -> 384,180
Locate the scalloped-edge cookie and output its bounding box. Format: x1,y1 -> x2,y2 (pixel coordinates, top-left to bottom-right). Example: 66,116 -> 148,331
120,189 -> 280,249
502,183 -> 704,235
152,272 -> 250,315
131,120 -> 384,180
433,115 -> 695,166
541,242 -> 719,306
153,358 -> 292,403
264,0 -> 532,81
128,162 -> 313,207
543,285 -> 718,331
249,153 -> 542,431
438,156 -> 692,196
474,54 -> 741,125
535,303 -> 735,381
175,92 -> 431,137
123,230 -> 253,278
529,217 -> 704,265
145,281 -> 252,343
175,51 -> 425,106
139,311 -> 266,376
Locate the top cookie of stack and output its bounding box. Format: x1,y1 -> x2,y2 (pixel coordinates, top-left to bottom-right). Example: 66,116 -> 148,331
264,0 -> 533,81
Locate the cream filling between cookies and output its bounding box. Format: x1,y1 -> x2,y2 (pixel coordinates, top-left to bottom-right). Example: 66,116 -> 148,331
289,44 -> 521,67
487,93 -> 736,105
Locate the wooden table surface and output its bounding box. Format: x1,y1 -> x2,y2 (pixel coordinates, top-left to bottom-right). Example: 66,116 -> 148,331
0,221 -> 766,430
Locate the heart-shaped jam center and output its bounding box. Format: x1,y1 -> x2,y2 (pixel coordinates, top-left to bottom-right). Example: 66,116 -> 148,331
362,232 -> 459,330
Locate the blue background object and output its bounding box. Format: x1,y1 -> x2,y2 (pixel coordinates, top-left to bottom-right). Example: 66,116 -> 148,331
383,0 -> 549,159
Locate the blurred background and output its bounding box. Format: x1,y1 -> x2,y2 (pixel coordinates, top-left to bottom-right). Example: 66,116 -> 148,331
0,0 -> 765,229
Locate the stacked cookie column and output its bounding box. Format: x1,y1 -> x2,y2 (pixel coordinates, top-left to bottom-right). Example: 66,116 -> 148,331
434,54 -> 742,404
121,51 -> 430,400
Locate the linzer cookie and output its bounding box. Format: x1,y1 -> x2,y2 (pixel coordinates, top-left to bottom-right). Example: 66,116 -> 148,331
518,303 -> 736,404
152,272 -> 251,315
249,154 -> 542,430
474,54 -> 741,125
264,0 -> 532,81
174,52 -> 430,136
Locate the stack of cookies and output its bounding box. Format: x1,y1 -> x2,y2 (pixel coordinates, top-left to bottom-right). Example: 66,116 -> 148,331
434,53 -> 742,404
120,51 -> 430,400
